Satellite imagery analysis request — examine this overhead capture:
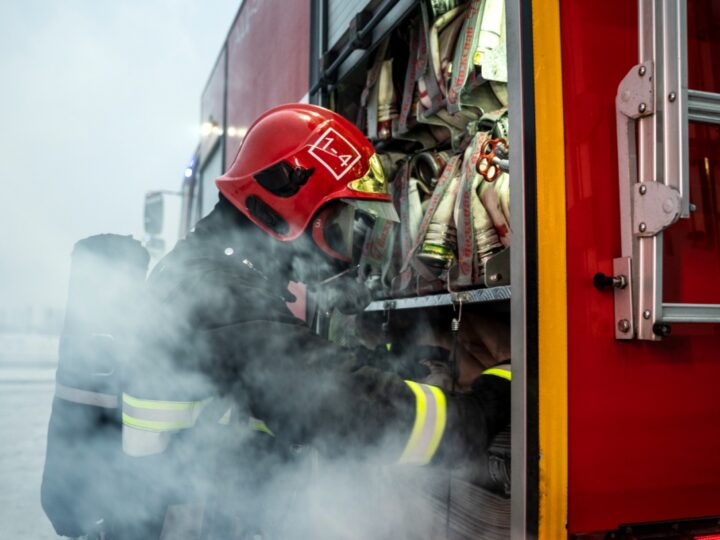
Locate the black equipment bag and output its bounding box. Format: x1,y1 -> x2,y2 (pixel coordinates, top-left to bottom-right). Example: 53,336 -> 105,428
41,234 -> 149,537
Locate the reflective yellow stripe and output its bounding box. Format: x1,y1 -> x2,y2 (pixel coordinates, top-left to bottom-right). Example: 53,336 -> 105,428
482,367 -> 512,381
425,385 -> 447,461
398,381 -> 447,465
122,393 -> 204,411
122,412 -> 194,432
399,381 -> 427,463
122,394 -> 211,433
248,417 -> 275,437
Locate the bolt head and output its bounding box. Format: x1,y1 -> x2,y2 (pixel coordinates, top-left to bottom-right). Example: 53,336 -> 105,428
638,65 -> 647,76
639,184 -> 647,195
639,222 -> 647,233
669,92 -> 677,102
618,319 -> 631,333
643,309 -> 651,320
638,102 -> 647,113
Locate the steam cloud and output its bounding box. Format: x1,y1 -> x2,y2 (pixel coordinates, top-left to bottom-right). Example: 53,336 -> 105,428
42,206 -> 510,539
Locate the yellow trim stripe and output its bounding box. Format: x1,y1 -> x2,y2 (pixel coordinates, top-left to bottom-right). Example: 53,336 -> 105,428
482,367 -> 512,381
398,381 -> 447,465
532,0 -> 569,537
122,412 -> 193,432
122,393 -> 206,411
425,385 -> 447,462
399,380 -> 427,464
249,418 -> 276,437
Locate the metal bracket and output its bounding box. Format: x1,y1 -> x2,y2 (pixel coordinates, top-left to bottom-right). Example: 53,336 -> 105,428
613,257 -> 634,339
616,61 -> 655,260
632,181 -> 681,237
616,61 -> 655,120
483,247 -> 511,287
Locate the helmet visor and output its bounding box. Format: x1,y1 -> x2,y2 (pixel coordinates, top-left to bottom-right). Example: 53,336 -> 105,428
347,154 -> 389,195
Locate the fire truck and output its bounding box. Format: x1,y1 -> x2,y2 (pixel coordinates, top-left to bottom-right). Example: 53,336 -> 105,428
143,0 -> 720,538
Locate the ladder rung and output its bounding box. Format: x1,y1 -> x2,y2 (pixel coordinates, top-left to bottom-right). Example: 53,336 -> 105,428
662,303 -> 720,323
688,89 -> 720,125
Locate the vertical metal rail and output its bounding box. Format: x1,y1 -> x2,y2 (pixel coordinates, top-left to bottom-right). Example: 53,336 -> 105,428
635,0 -> 664,340
508,0 -> 537,536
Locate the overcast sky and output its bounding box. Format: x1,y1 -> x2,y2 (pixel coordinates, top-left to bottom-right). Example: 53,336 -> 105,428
0,0 -> 239,311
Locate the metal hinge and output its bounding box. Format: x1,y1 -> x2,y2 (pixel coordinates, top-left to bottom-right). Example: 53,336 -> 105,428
632,181 -> 681,237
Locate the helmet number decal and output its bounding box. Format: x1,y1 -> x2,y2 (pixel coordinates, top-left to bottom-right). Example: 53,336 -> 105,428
308,128 -> 362,181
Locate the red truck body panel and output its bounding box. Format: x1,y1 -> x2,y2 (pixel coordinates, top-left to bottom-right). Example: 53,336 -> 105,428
561,1 -> 720,534
224,0 -> 311,171
200,48 -> 226,164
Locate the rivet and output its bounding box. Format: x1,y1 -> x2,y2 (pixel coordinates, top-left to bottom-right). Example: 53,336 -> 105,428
639,184 -> 647,195
618,319 -> 631,333
643,309 -> 651,320
638,103 -> 647,113
638,65 -> 647,76
224,247 -> 234,256
639,222 -> 647,233
668,92 -> 677,102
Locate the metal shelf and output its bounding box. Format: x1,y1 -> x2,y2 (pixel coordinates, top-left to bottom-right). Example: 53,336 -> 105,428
364,286 -> 511,312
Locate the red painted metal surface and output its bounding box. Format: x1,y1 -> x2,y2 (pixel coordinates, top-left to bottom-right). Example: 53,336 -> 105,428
561,1 -> 720,534
199,48 -> 226,163
224,0 -> 310,171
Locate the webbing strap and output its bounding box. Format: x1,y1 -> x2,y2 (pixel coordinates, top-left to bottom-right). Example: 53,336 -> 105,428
357,191 -> 397,296
55,382 -> 118,409
448,0 -> 485,113
400,155 -> 462,284
398,381 -> 447,465
432,5 -> 467,91
417,2 -> 444,114
361,38 -> 390,138
455,133 -> 488,284
398,23 -> 420,134
479,175 -> 511,247
482,363 -> 512,381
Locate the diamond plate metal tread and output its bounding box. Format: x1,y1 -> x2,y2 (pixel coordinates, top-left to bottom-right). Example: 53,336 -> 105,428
365,286 -> 511,311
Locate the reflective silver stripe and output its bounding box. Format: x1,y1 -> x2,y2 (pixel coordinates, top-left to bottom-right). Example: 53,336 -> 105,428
398,381 -> 447,465
55,382 -> 118,409
122,425 -> 172,457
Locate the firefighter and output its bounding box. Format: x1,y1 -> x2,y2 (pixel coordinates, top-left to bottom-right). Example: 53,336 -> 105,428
120,103 -> 511,538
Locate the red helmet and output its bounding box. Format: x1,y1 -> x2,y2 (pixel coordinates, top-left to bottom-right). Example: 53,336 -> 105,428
217,104 -> 396,260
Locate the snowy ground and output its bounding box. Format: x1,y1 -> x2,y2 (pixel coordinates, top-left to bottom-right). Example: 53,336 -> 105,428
0,333 -> 60,539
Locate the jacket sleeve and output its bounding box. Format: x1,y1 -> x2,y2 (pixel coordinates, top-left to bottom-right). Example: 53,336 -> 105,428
205,320 -> 511,466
